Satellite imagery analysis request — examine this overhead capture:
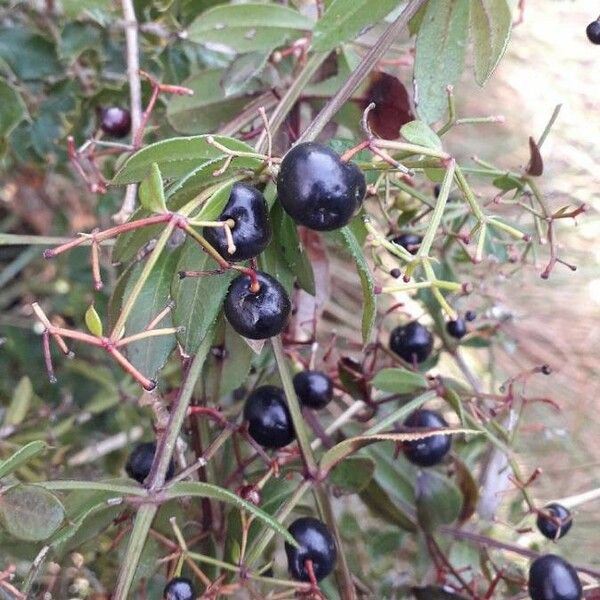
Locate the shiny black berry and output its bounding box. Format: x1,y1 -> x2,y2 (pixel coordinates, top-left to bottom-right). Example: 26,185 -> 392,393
537,504 -> 573,541
163,576 -> 195,600
277,142 -> 366,231
203,183 -> 271,262
293,370 -> 333,410
389,321 -> 433,364
465,310 -> 477,322
285,517 -> 337,582
224,271 -> 291,340
446,318 -> 467,339
528,554 -> 582,600
125,441 -> 175,485
98,106 -> 131,138
392,233 -> 422,255
403,409 -> 451,467
244,385 -> 295,449
586,20 -> 600,44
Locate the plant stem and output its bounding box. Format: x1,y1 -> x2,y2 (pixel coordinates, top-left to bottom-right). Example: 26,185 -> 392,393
116,0 -> 142,223
299,0 -> 429,143
255,52 -> 329,154
271,336 -> 317,477
313,483 -> 357,600
112,329 -> 215,599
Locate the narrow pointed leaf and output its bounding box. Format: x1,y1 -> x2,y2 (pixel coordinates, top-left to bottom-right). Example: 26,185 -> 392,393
0,441 -> 48,480
471,0 -> 512,86
164,481 -> 298,547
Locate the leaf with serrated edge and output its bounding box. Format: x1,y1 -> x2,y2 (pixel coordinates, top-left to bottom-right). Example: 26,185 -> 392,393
0,441 -> 48,480
414,0 -> 470,124
319,427 -> 479,476
336,226 -> 376,344
471,0 -> 512,86
112,135 -> 261,184
164,481 -> 298,547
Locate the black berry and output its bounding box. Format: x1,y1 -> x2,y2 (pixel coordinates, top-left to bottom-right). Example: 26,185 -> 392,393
244,385 -> 295,449
528,554 -> 582,600
536,503 -> 573,541
392,233 -> 422,255
224,271 -> 291,339
464,310 -> 477,322
293,370 -> 333,410
163,577 -> 195,600
586,20 -> 600,44
125,441 -> 175,485
98,106 -> 131,138
446,318 -> 467,339
433,183 -> 441,198
277,142 -> 366,231
403,409 -> 451,467
203,183 -> 271,262
390,268 -> 401,279
389,321 -> 433,364
285,517 -> 337,582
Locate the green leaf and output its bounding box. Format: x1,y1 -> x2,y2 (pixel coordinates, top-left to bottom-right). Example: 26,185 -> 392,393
61,0 -> 111,18
372,368 -> 428,394
221,51 -> 270,97
0,28 -> 61,80
5,376 -> 33,426
414,0 -> 470,123
121,248 -> 181,379
113,134 -> 261,184
312,0 -> 401,52
359,478 -> 417,532
0,77 -> 26,137
111,208 -> 160,264
415,470 -> 462,532
330,456 -> 375,494
39,479 -> 146,496
166,70 -> 257,135
59,22 -> 102,60
278,212 -> 315,295
202,318 -> 255,397
492,174 -> 522,191
335,226 -> 376,344
0,485 -> 65,541
84,305 -> 103,337
188,3 -> 313,53
138,163 -> 168,213
164,481 -> 298,547
400,120 -> 442,150
0,441 -> 48,480
470,0 -> 512,86
173,239 -> 234,354
320,427 -> 476,477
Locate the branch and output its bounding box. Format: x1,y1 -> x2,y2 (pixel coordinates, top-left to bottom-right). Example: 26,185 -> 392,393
115,0 -> 143,224
112,330 -> 215,599
298,0 -> 429,143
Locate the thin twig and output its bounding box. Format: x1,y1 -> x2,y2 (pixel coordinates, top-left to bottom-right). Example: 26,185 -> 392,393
115,0 -> 142,223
